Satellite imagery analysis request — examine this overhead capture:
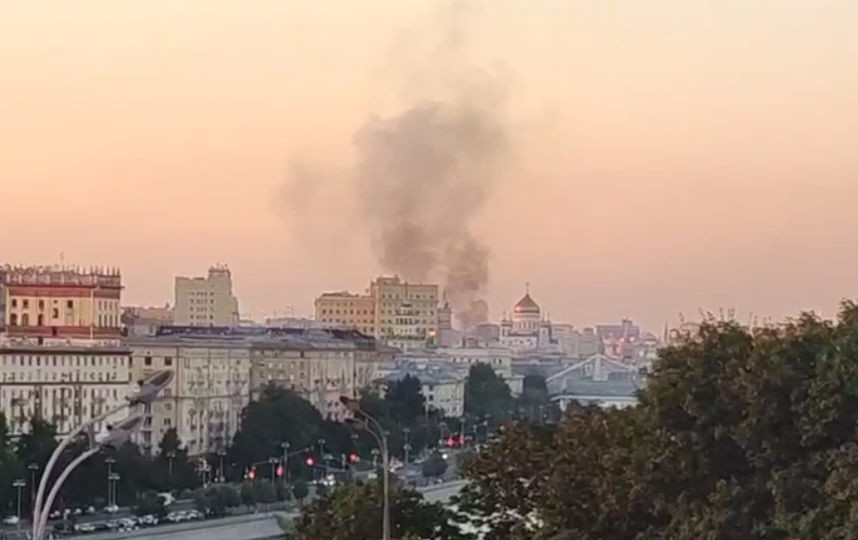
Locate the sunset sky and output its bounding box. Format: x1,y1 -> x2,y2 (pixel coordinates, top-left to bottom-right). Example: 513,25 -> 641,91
2,0 -> 857,331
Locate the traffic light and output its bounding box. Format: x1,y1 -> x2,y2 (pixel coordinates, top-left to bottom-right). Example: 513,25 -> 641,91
305,456 -> 315,467
276,465 -> 285,478
247,466 -> 256,480
348,452 -> 359,463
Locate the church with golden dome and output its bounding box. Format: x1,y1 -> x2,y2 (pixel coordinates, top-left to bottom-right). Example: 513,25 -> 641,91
499,286 -> 555,352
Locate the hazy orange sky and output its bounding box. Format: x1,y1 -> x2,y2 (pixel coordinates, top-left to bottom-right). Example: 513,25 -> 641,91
2,0 -> 857,331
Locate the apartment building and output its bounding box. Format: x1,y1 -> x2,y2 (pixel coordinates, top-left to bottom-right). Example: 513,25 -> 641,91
174,265 -> 240,327
1,265 -> 122,338
315,276 -> 439,352
249,329 -> 374,421
0,339 -> 133,437
314,292 -> 375,335
128,328 -> 250,456
0,265 -> 131,437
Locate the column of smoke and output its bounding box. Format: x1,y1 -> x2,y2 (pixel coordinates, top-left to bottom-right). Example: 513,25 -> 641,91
354,96 -> 506,329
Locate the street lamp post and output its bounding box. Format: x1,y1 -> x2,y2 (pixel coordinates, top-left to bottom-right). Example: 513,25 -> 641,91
268,457 -> 278,483
108,473 -> 120,507
166,451 -> 176,478
218,451 -> 227,483
26,463 -> 38,514
13,479 -> 25,522
36,414 -> 145,539
317,438 -> 326,480
104,457 -> 116,507
280,442 -> 290,483
402,427 -> 411,466
32,370 -> 173,540
341,396 -> 390,540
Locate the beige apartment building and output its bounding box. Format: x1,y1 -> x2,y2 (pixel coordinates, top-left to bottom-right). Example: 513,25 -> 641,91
1,265 -> 123,339
0,265 -> 131,437
0,341 -> 133,436
314,292 -> 375,335
128,331 -> 250,456
315,276 -> 439,352
174,265 -> 240,327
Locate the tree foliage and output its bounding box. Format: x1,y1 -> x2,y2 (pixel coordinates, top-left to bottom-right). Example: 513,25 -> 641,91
459,304 -> 858,539
292,480 -> 472,540
464,363 -> 512,421
386,375 -> 426,424
421,451 -> 448,478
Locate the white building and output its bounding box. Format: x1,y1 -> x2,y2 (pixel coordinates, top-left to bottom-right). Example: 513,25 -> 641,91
377,363 -> 465,418
0,338 -> 133,437
546,353 -> 644,411
174,265 -> 240,327
0,265 -> 132,438
128,331 -> 250,456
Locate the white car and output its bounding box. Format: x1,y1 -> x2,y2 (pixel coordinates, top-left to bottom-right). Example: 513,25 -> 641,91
2,516 -> 20,526
104,504 -> 120,514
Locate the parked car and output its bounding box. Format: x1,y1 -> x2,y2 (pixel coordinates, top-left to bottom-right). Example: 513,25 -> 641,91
2,516 -> 20,526
103,504 -> 120,514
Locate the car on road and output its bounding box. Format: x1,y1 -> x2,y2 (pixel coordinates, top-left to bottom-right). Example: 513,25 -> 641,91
103,504 -> 120,514
138,514 -> 159,527
74,523 -> 96,533
2,516 -> 20,526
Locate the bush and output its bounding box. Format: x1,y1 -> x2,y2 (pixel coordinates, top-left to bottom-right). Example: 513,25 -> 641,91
421,452 -> 448,478
253,480 -> 278,504
134,491 -> 166,518
240,482 -> 255,506
276,482 -> 293,502
292,481 -> 309,506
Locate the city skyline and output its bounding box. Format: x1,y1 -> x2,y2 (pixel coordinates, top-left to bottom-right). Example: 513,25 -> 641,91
3,1 -> 858,332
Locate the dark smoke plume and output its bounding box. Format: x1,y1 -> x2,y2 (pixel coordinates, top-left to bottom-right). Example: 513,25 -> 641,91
354,96 -> 506,328
278,2 -> 508,328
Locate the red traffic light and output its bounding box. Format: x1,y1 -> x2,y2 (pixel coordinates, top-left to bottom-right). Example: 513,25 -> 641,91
247,467 -> 256,480
276,465 -> 285,478
305,456 -> 315,467
348,452 -> 359,463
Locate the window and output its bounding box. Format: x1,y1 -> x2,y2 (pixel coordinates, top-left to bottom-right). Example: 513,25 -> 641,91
164,357 -> 173,367
38,299 -> 45,310
10,299 -> 17,308
67,300 -> 73,309
23,299 -> 29,309
52,308 -> 59,319
10,314 -> 17,326
144,356 -> 152,366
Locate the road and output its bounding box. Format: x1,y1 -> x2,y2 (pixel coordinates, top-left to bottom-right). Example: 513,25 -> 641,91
0,477 -> 468,539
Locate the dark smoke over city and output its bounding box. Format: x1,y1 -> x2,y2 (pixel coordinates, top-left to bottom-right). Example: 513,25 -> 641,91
354,97 -> 506,328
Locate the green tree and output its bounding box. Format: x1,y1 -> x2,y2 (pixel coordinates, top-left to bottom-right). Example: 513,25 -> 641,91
16,418 -> 57,468
464,363 -> 513,421
230,385 -> 329,481
292,481 -> 309,507
196,485 -> 241,517
156,428 -> 199,491
460,304 -> 858,539
292,480 -> 472,540
385,375 -> 426,423
421,451 -> 448,478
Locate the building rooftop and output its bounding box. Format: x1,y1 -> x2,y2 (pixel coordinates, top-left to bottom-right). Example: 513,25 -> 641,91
513,293 -> 540,314
129,325 -> 380,351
